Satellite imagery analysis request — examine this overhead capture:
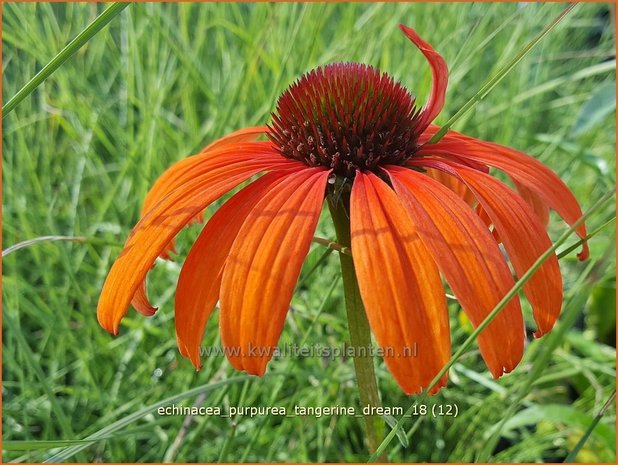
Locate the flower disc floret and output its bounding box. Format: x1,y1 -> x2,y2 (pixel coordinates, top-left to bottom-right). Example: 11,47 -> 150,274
269,63 -> 422,177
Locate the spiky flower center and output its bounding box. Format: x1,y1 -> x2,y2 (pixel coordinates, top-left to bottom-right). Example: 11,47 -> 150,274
268,63 -> 422,177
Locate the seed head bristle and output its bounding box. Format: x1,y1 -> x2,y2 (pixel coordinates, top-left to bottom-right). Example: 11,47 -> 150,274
269,63 -> 423,177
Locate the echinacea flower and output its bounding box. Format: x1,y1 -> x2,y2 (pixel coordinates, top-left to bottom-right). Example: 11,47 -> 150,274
98,25 -> 589,395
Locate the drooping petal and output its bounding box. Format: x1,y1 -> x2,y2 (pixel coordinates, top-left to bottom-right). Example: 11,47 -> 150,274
130,277 -> 159,317
512,179 -> 550,228
97,145 -> 292,334
475,203 -> 501,243
400,25 -> 448,132
101,162 -> 261,334
143,130 -> 270,217
434,163 -> 563,337
140,152 -> 208,245
350,171 -> 451,394
219,167 -> 330,375
417,128 -> 589,259
202,126 -> 269,152
140,136 -> 272,260
131,281 -> 157,316
386,166 -> 525,378
130,143 -> 290,314
175,170 -> 290,368
425,167 -> 476,206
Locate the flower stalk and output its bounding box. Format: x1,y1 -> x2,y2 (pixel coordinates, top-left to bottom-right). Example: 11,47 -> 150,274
328,187 -> 385,458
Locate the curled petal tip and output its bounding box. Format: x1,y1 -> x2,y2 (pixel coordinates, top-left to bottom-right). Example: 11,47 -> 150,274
399,25 -> 419,41
136,306 -> 158,317
398,24 -> 414,35
577,243 -> 590,261
533,329 -> 546,339
132,282 -> 159,316
160,245 -> 176,261
398,24 -> 434,53
398,23 -> 448,131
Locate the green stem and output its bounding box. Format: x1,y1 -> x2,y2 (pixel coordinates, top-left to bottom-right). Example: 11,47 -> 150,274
327,191 -> 385,458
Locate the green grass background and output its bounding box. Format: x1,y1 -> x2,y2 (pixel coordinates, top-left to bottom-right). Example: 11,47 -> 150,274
2,2 -> 616,463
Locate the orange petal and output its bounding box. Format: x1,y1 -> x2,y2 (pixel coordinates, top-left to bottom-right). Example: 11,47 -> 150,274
131,126 -> 268,304
130,144 -> 293,315
425,167 -> 476,206
475,203 -> 502,243
387,166 -> 525,378
399,25 -> 448,131
144,129 -> 269,216
418,123 -> 440,142
219,168 -> 329,375
130,140 -> 281,311
202,126 -> 268,152
417,128 -> 589,260
140,133 -> 270,259
175,170 -> 290,368
131,281 -> 157,316
451,166 -> 563,337
350,172 -> 450,394
513,179 -> 550,228
98,146 -> 292,335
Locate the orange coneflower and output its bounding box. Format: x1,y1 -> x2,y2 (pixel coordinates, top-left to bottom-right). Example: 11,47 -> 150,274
98,25 -> 588,395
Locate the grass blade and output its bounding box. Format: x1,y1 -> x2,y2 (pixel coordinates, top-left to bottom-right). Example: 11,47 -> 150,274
3,439 -> 109,452
2,235 -> 87,257
563,390 -> 617,462
557,216 -> 616,259
2,235 -> 123,257
2,2 -> 129,118
44,374 -> 284,463
428,3 -> 577,144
